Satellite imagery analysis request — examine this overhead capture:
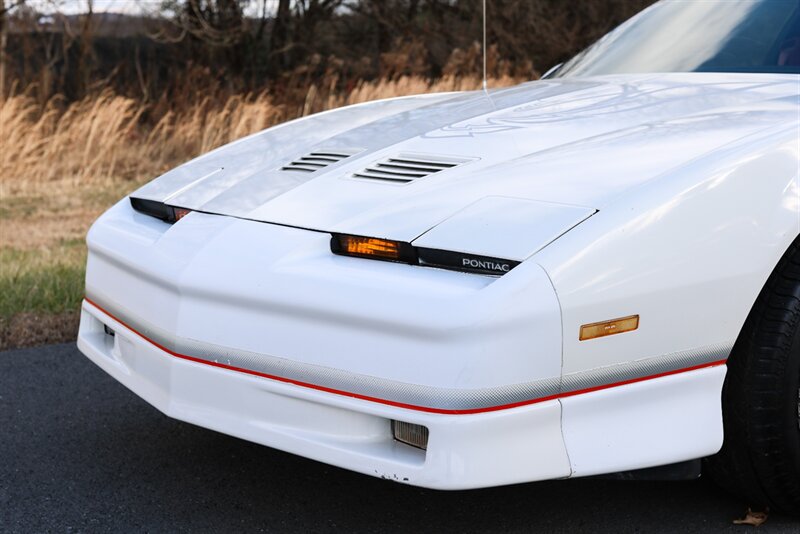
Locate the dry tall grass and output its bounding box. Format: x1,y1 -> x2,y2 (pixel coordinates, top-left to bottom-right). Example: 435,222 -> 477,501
1,75 -> 515,196
1,92 -> 145,188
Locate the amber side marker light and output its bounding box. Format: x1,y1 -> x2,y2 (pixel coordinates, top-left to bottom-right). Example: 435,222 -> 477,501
580,315 -> 639,341
331,234 -> 416,263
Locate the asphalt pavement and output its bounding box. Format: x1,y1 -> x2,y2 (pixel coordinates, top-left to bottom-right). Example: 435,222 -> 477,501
1,343 -> 798,533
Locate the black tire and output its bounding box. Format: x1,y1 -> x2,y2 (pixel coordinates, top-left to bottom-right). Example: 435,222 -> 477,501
706,237 -> 800,515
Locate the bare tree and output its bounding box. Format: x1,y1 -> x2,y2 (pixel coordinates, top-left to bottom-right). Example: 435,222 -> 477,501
76,0 -> 94,95
170,0 -> 249,47
0,0 -> 27,97
268,0 -> 291,70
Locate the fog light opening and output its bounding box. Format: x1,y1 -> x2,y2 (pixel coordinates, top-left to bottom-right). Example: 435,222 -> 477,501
392,420 -> 429,450
103,324 -> 115,337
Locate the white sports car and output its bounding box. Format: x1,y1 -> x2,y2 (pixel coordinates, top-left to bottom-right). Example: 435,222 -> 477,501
78,0 -> 800,514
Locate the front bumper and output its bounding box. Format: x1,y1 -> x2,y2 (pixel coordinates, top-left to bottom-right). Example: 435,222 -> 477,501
78,300 -> 571,489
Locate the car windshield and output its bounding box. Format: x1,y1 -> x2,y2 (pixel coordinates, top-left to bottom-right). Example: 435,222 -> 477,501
553,0 -> 800,78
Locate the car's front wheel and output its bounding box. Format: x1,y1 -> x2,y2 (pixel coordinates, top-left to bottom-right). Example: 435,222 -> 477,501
706,237 -> 800,515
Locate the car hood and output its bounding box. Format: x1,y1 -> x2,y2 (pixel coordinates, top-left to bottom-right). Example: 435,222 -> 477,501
131,72 -> 799,248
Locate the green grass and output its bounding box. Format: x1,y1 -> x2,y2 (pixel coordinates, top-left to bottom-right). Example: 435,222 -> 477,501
0,181 -> 143,348
0,246 -> 86,317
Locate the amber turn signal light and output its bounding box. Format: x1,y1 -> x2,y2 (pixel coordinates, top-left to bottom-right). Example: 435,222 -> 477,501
343,236 -> 399,258
129,197 -> 192,224
330,233 -> 517,275
331,234 -> 416,263
580,315 -> 639,341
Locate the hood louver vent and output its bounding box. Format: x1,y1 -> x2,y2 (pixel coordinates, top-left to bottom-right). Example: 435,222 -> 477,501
353,154 -> 471,184
281,150 -> 358,173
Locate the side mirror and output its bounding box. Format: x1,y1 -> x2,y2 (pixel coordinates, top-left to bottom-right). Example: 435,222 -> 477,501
541,63 -> 563,79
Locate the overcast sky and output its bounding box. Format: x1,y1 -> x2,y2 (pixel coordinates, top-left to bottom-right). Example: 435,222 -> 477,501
26,1 -> 154,15
25,0 -> 274,16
